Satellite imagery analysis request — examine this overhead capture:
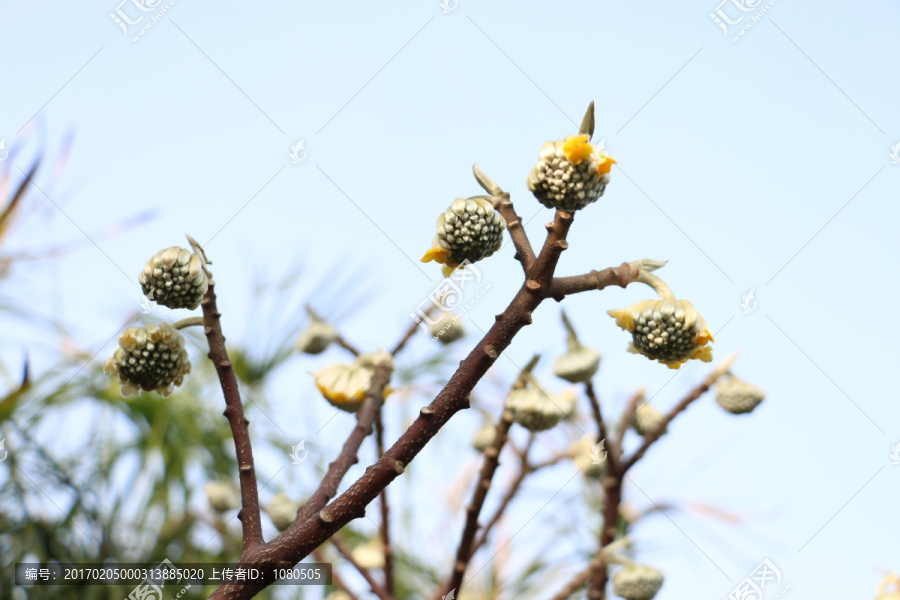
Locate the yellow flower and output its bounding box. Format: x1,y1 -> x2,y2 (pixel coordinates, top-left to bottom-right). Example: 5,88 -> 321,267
313,352 -> 393,413
422,196 -> 506,277
608,298 -> 713,369
527,134 -> 617,211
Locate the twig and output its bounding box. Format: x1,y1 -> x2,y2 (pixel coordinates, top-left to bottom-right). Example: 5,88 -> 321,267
330,535 -> 393,600
436,409 -> 514,599
620,355 -> 736,473
293,361 -> 393,527
208,211 -> 576,599
549,261 -> 647,301
171,316 -> 204,330
584,381 -> 618,471
549,555 -> 607,600
375,410 -> 394,595
312,548 -> 363,600
493,192 -> 536,273
307,305 -> 361,356
470,451 -> 568,553
201,279 -> 264,550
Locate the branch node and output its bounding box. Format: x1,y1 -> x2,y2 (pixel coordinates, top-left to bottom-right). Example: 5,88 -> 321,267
484,345 -> 498,359
319,509 -> 334,523
484,447 -> 499,459
525,279 -> 541,291
555,240 -> 569,251
393,460 -> 406,474
239,464 -> 252,473
420,405 -> 435,416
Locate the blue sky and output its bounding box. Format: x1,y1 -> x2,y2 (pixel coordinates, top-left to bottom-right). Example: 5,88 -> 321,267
1,0 -> 899,597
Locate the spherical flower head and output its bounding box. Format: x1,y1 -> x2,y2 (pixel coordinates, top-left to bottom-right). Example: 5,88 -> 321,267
296,318 -> 337,355
527,134 -> 617,211
471,422 -> 497,453
139,246 -> 208,310
267,493 -> 302,531
611,564 -> 664,600
505,383 -> 576,432
351,538 -> 385,570
608,298 -> 714,369
422,196 -> 506,277
203,480 -> 240,513
313,363 -> 373,413
104,322 -> 191,397
715,376 -> 765,414
430,312 -> 465,344
553,343 -> 601,383
633,402 -> 666,436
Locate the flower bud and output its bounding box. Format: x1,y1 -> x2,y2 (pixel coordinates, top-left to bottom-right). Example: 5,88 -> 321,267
351,538 -> 385,570
612,563 -> 664,600
266,493 -> 302,531
203,480 -> 240,513
527,135 -> 616,211
313,363 -> 373,413
715,376 -> 765,414
430,312 -> 465,344
422,196 -> 506,277
608,298 -> 713,369
296,316 -> 337,355
139,246 -> 208,310
633,402 -> 666,436
471,422 -> 497,452
553,342 -> 601,383
104,322 -> 191,397
505,384 -> 576,432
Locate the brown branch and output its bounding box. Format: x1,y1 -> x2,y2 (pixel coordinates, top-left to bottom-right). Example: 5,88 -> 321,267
584,381 -> 619,472
470,451 -> 568,553
209,210 -> 575,599
292,361 -> 393,528
621,360 -> 733,473
493,192 -> 536,273
436,409 -> 514,600
549,555 -> 608,600
375,410 -> 394,595
312,548 -> 363,600
330,535 -> 393,600
201,279 -> 264,550
549,261 -> 643,301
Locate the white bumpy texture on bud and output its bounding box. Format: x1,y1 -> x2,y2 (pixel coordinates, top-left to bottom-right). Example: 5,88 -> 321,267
715,376 -> 765,414
104,322 -> 191,397
612,564 -> 664,600
140,246 -> 208,310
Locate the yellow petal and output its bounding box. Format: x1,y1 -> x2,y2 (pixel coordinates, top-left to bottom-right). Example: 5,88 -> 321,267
563,135 -> 593,165
695,329 -> 715,346
607,308 -> 635,332
595,154 -> 617,176
421,247 -> 451,264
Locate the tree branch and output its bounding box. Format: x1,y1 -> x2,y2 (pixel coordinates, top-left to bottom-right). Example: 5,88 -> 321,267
312,548 -> 363,600
375,409 -> 394,595
437,409 -> 514,599
584,381 -> 619,472
549,261 -> 644,301
209,210 -> 574,599
201,279 -> 264,550
493,192 -> 536,273
549,555 -> 608,600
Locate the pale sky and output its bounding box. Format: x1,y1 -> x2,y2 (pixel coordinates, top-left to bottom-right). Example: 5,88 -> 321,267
1,1 -> 899,597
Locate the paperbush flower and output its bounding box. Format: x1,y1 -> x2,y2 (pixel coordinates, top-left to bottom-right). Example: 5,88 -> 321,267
715,376 -> 765,414
267,493 -> 302,531
505,383 -> 576,432
611,564 -> 664,600
609,298 -> 713,369
296,315 -> 337,355
139,246 -> 208,310
104,322 -> 191,397
203,480 -> 239,513
422,196 -> 506,276
471,422 -> 496,453
633,402 -> 667,436
527,134 -> 616,211
313,351 -> 393,413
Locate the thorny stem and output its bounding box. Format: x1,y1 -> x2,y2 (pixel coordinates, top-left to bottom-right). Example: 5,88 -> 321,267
200,279 -> 264,550
436,409 -> 515,600
473,164 -> 535,274
330,535 -> 393,600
